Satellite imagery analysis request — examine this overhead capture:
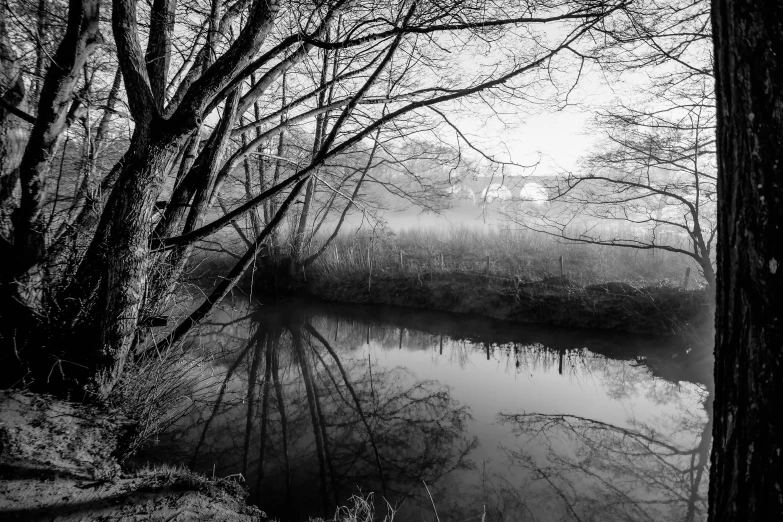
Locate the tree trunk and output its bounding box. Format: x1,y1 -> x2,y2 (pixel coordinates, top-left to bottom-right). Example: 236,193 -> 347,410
290,49 -> 330,275
96,139 -> 177,395
145,0 -> 177,110
709,1 -> 783,520
0,0 -> 28,197
11,0 -> 102,308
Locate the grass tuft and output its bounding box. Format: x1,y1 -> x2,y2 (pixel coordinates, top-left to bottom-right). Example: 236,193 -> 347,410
309,492 -> 396,522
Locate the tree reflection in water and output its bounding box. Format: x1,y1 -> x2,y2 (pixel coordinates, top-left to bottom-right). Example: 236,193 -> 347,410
494,381 -> 711,521
138,300 -> 712,522
150,304 -> 477,521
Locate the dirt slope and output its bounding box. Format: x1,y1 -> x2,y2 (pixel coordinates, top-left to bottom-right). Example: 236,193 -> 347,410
0,391 -> 265,521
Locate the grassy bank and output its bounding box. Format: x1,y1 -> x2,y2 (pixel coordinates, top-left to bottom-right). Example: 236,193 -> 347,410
308,226 -> 706,287
0,390 -> 392,522
306,271 -> 709,336
302,227 -> 712,336
185,226 -> 712,335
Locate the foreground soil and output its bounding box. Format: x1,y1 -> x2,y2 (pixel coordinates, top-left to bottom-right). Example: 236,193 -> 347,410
0,391 -> 265,521
303,271 -> 711,336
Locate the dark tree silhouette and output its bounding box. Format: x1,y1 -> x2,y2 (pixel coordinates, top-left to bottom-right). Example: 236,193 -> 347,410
0,0 -> 642,400
708,0 -> 783,520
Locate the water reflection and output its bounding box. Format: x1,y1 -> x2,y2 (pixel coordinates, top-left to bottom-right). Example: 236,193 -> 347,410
494,386 -> 711,521
139,298 -> 713,522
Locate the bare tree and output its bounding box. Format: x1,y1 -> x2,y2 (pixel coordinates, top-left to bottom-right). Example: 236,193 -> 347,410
505,0 -> 717,292
0,0 -> 640,399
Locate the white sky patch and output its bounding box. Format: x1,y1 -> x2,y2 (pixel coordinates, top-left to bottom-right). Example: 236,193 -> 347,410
447,183 -> 476,201
481,183 -> 513,203
519,182 -> 548,202
443,107 -> 596,178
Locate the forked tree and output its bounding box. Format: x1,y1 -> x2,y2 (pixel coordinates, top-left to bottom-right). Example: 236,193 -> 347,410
0,0 -> 639,398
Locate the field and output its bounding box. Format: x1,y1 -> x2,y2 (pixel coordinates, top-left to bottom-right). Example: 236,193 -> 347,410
307,226 -> 707,289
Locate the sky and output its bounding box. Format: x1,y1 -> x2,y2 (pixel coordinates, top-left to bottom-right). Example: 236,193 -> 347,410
372,107 -> 596,230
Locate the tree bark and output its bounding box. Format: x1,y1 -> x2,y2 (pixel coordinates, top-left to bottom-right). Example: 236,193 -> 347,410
76,0 -> 281,396
145,0 -> 177,110
11,0 -> 102,307
97,143 -> 176,394
0,0 -> 28,195
709,1 -> 783,520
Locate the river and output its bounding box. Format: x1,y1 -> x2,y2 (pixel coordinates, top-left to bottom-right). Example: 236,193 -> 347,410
137,296 -> 713,522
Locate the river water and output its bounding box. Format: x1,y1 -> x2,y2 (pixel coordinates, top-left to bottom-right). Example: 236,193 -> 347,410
139,296 -> 713,522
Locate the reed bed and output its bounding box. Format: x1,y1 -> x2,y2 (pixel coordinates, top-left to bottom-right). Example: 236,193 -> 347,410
308,225 -> 705,288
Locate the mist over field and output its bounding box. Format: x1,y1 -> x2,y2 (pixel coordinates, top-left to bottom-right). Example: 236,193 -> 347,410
3,0 -> 780,520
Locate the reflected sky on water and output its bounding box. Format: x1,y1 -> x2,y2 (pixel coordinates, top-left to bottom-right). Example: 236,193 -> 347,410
137,297 -> 713,522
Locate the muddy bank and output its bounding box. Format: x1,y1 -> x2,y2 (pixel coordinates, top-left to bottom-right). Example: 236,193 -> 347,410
0,391 -> 265,521
303,272 -> 711,336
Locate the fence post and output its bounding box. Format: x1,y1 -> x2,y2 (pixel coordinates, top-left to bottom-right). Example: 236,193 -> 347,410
486,255 -> 490,275
682,267 -> 691,289
440,253 -> 444,271
559,255 -> 564,279
399,251 -> 404,271
368,247 -> 372,291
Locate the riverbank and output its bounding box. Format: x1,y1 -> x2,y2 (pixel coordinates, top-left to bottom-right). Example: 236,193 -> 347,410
1,391 -> 395,521
0,391 -> 264,521
302,271 -> 711,336
192,227 -> 713,336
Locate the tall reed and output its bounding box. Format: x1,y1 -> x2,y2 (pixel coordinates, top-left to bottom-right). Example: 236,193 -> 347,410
308,225 -> 705,287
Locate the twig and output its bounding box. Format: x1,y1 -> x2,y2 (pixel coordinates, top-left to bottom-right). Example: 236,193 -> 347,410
423,481 -> 441,522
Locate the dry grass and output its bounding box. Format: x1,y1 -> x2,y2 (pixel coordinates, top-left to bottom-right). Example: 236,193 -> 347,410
310,493 -> 396,522
308,225 -> 706,288
107,336 -> 220,455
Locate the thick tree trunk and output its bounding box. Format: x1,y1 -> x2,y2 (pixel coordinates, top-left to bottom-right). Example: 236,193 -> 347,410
0,0 -> 28,197
145,89 -> 242,314
145,0 -> 177,110
96,139 -> 177,395
75,0 -> 280,396
30,0 -> 49,106
709,1 -> 783,520
10,0 -> 102,308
